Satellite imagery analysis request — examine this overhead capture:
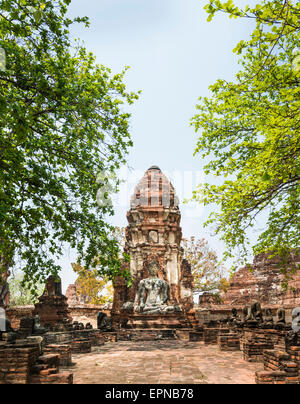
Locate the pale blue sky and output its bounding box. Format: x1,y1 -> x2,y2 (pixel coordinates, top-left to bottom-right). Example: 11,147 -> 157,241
56,0 -> 257,290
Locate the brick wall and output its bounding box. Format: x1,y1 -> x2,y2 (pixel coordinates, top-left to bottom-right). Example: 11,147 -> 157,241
0,344 -> 39,384
218,333 -> 240,351
5,304 -> 112,330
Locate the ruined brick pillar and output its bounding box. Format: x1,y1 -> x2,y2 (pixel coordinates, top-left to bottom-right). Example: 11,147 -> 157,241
33,276 -> 72,327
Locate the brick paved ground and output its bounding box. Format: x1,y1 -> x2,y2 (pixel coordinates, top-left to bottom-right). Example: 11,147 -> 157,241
70,340 -> 263,384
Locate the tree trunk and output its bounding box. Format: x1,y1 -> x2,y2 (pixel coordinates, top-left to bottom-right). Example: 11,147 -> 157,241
0,258 -> 10,308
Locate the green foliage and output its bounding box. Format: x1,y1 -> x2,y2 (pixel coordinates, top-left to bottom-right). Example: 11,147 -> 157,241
182,236 -> 228,293
0,0 -> 139,286
9,272 -> 45,305
71,263 -> 114,305
192,1 -> 300,270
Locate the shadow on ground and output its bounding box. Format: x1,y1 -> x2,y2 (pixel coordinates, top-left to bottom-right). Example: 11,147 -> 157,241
95,341 -> 201,353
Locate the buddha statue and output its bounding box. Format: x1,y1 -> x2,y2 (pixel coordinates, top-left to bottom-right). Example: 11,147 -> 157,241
97,312 -> 113,332
285,308 -> 300,347
134,258 -> 181,315
244,301 -> 263,328
241,305 -> 249,327
33,315 -> 46,335
229,307 -> 243,328
292,307 -> 300,333
275,308 -> 286,330
262,308 -> 274,329
253,301 -> 263,325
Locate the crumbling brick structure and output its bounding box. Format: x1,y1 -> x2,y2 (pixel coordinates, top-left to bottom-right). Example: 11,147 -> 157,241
0,341 -> 73,384
256,347 -> 300,384
204,327 -> 230,345
33,276 -> 72,327
222,251 -> 300,306
218,333 -> 240,351
112,166 -> 196,332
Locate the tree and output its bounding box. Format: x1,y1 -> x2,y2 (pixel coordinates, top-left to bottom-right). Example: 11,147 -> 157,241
70,227 -> 126,304
9,272 -> 45,306
182,236 -> 228,293
111,226 -> 126,255
0,0 -> 138,287
71,263 -> 113,304
191,0 -> 300,269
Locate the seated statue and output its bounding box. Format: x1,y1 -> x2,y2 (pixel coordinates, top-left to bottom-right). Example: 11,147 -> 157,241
241,306 -> 249,327
275,308 -> 286,330
285,330 -> 299,347
0,317 -> 16,343
33,315 -> 46,335
97,312 -> 113,332
43,275 -> 62,297
254,301 -> 263,325
292,307 -> 300,333
72,321 -> 80,330
262,308 -> 274,329
6,318 -> 13,333
244,301 -> 263,328
121,301 -> 134,313
134,258 -> 181,315
228,308 -> 242,328
62,317 -> 73,331
286,308 -> 300,347
230,307 -> 238,320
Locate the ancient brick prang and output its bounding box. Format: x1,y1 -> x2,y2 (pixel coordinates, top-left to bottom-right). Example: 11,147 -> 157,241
112,166 -> 196,331
112,166 -> 194,320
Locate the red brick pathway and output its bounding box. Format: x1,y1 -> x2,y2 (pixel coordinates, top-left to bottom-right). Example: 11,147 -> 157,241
70,341 -> 263,384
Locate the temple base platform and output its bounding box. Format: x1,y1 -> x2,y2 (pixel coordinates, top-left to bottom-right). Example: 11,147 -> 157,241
116,327 -> 203,342
112,311 -> 199,342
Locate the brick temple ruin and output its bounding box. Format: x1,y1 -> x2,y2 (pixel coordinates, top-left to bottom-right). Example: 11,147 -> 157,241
222,251 -> 300,307
112,165 -> 197,336
0,166 -> 299,384
0,275 -> 117,384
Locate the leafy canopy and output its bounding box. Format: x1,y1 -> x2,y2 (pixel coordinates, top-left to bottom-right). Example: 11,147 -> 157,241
0,0 -> 138,287
70,227 -> 126,305
71,263 -> 113,305
192,0 -> 300,268
182,236 -> 228,293
8,272 -> 45,306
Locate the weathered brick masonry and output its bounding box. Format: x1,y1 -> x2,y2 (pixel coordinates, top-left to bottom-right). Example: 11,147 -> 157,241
221,251 -> 300,306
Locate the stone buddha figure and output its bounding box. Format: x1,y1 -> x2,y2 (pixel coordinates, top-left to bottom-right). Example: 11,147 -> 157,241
275,308 -> 286,330
244,301 -> 263,328
134,258 -> 180,315
262,308 -> 274,329
229,307 -> 243,328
